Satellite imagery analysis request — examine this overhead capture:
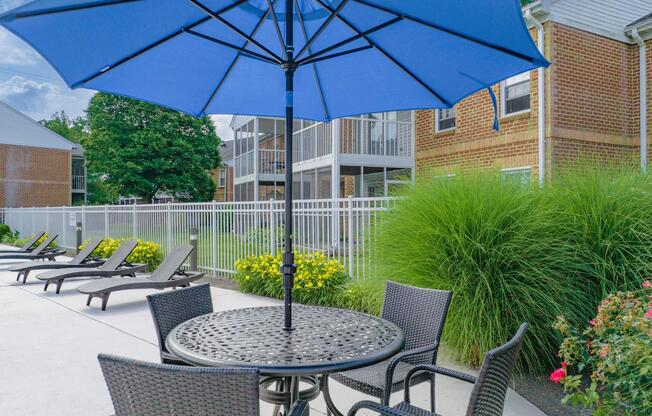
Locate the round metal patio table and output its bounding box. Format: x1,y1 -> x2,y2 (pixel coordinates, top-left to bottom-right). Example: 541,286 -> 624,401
166,305 -> 405,416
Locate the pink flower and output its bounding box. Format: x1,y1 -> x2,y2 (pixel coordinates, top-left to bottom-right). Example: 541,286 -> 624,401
590,319 -> 597,326
599,345 -> 610,358
645,308 -> 652,320
644,280 -> 652,289
550,367 -> 566,384
561,362 -> 568,368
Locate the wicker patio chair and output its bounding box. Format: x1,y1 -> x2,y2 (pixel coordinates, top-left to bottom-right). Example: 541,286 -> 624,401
348,322 -> 529,416
146,283 -> 213,365
97,354 -> 309,416
324,281 -> 453,414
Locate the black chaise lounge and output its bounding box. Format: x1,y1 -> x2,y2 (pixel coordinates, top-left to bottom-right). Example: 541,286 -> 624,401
10,238 -> 105,284
0,234 -> 64,261
36,240 -> 145,294
77,245 -> 204,311
0,231 -> 45,254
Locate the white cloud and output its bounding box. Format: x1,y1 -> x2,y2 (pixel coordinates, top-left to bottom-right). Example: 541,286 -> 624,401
0,75 -> 58,113
211,114 -> 234,141
0,29 -> 39,66
0,75 -> 94,120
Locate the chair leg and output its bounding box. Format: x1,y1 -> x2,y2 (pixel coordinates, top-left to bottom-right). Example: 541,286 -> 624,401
321,375 -> 344,416
430,373 -> 436,413
55,279 -> 64,294
43,281 -> 49,291
22,270 -> 30,284
101,292 -> 110,311
86,295 -> 93,306
16,272 -> 21,282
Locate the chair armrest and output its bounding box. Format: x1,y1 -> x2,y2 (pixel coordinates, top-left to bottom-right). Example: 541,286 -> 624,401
288,400 -> 309,416
383,343 -> 440,404
348,400 -> 412,416
403,364 -> 476,403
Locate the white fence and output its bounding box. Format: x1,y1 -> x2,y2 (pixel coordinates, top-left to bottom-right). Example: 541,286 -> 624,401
1,197 -> 393,280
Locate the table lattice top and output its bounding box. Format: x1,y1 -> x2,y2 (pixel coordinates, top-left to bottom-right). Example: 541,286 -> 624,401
166,305 -> 405,376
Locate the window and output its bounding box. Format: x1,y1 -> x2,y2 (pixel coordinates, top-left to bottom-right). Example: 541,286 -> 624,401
217,169 -> 226,187
501,72 -> 531,116
501,167 -> 531,186
435,108 -> 456,132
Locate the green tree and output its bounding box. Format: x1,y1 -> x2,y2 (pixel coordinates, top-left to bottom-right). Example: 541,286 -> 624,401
85,93 -> 221,202
40,111 -> 89,144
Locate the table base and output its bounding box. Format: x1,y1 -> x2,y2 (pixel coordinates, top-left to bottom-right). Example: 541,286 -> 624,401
259,375 -> 346,416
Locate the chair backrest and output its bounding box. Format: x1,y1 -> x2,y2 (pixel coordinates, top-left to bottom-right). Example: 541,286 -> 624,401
70,238 -> 103,265
381,281 -> 452,365
147,283 -> 213,355
98,354 -> 260,416
20,231 -> 45,250
32,234 -> 57,254
466,323 -> 528,416
148,244 -> 194,282
100,240 -> 138,271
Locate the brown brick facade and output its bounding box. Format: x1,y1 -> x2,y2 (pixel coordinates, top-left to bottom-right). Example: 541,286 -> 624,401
0,143 -> 72,207
415,22 -> 652,180
211,166 -> 233,201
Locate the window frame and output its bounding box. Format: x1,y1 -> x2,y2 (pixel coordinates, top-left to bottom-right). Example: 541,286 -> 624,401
435,108 -> 456,133
500,71 -> 531,117
217,169 -> 226,188
500,166 -> 532,186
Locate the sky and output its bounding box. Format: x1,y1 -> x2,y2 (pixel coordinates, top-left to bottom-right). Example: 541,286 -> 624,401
0,0 -> 234,140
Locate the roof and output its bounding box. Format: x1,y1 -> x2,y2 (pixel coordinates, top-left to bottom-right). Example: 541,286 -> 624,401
0,101 -> 79,151
219,140 -> 234,166
626,11 -> 652,34
527,0 -> 652,43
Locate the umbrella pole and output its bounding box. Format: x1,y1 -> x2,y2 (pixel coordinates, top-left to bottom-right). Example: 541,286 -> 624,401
282,0 -> 296,331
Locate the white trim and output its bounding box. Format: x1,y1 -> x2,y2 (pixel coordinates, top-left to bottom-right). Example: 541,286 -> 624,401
500,166 -> 532,173
434,108 -> 456,133
500,72 -> 532,118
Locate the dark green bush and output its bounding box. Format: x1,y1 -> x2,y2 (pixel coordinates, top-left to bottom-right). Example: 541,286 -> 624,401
0,224 -> 10,240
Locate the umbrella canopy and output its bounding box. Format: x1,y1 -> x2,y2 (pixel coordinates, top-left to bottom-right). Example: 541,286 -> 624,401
1,0 -> 548,329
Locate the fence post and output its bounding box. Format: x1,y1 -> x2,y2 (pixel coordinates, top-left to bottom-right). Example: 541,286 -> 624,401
269,199 -> 275,256
75,221 -> 82,254
81,205 -> 86,241
166,202 -> 172,254
189,227 -> 198,271
132,204 -> 137,238
104,205 -> 109,237
31,207 -> 35,235
211,201 -> 217,276
45,206 -> 49,233
348,195 -> 354,278
62,206 -> 66,247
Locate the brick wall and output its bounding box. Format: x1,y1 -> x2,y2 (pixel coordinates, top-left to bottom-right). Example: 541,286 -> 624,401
415,22 -> 649,180
0,144 -> 71,207
211,166 -> 233,201
415,26 -> 542,178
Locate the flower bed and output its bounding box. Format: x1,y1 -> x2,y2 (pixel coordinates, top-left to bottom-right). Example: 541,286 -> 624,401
80,237 -> 163,272
552,281 -> 652,414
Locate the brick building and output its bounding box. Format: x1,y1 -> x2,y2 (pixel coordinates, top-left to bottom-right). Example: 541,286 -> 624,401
212,140 -> 234,201
415,0 -> 652,184
0,101 -> 85,207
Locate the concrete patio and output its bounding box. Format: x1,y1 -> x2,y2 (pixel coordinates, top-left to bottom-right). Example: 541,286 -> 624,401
0,247 -> 545,416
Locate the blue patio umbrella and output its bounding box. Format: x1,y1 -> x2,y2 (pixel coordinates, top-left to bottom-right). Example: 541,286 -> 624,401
1,0 -> 548,329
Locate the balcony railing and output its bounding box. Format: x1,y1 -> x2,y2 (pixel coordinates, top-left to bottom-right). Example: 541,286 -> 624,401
235,151 -> 255,178
293,122 -> 332,163
72,175 -> 86,192
259,149 -> 285,175
340,116 -> 412,157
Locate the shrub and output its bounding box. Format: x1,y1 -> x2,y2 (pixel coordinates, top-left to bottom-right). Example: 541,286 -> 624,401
0,224 -> 10,240
13,232 -> 57,249
552,282 -> 652,415
235,251 -> 349,306
548,165 -> 652,303
375,171 -> 587,371
332,278 -> 383,315
80,237 -> 163,272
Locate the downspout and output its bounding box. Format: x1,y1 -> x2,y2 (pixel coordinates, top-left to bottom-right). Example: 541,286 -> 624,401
526,10 -> 546,186
632,29 -> 647,174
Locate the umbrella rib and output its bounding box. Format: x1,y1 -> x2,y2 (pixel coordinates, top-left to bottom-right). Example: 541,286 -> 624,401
73,0 -> 249,88
298,45 -> 372,66
352,0 -> 539,64
313,0 -> 450,106
294,0 -> 329,120
185,29 -> 278,65
11,0 -> 143,19
295,16 -> 400,66
265,0 -> 287,60
189,0 -> 284,64
294,0 -> 351,61
199,7 -> 274,115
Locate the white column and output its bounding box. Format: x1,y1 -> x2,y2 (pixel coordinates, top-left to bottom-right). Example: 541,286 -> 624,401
253,117 -> 260,201
331,119 -> 341,250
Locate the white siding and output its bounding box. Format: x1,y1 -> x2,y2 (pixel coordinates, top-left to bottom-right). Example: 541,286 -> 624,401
0,101 -> 74,150
549,0 -> 652,43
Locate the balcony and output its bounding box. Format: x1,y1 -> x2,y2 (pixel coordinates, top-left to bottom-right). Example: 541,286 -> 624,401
72,175 -> 86,192
235,149 -> 285,184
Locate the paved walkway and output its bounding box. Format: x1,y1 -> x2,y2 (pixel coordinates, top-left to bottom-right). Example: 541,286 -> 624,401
0,246 -> 546,416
